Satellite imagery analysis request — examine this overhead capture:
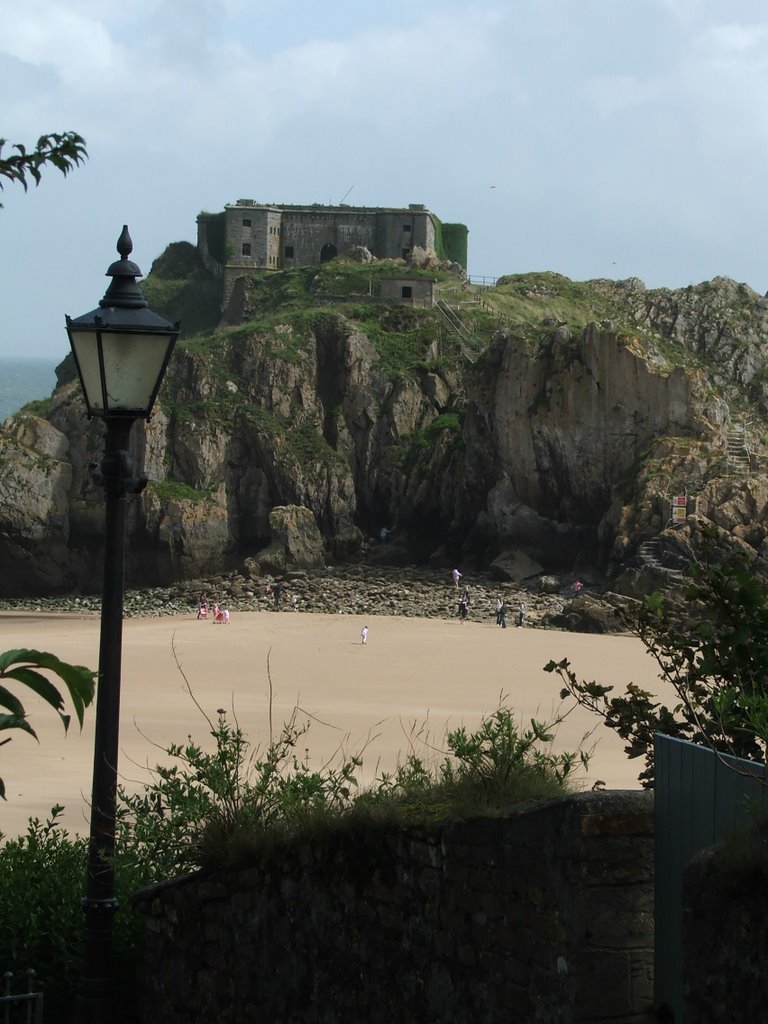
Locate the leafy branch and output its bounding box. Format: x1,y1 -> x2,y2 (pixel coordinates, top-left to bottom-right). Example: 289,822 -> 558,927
0,132 -> 87,205
548,539 -> 768,786
0,649 -> 96,799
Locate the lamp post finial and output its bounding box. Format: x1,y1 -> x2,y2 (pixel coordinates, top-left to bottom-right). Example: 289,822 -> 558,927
116,225 -> 133,261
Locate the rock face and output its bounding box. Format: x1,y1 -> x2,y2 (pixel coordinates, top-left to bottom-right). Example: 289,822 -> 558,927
2,271 -> 768,597
0,416 -> 74,594
252,505 -> 327,574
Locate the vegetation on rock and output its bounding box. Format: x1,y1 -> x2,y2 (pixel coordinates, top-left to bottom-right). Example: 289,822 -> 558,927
5,240 -> 768,595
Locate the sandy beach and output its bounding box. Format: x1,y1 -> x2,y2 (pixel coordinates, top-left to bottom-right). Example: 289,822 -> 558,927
0,609 -> 668,839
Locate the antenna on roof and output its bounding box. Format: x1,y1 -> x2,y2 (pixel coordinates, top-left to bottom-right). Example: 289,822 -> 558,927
339,185 -> 354,204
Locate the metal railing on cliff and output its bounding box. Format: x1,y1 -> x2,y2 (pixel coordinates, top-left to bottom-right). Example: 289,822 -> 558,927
726,419 -> 753,475
433,299 -> 474,342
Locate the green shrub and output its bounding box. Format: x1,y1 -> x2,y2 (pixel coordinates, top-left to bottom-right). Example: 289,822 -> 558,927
0,809 -> 87,1021
364,706 -> 585,822
113,692 -> 585,869
549,538 -> 768,786
0,671 -> 587,1020
0,805 -> 175,1023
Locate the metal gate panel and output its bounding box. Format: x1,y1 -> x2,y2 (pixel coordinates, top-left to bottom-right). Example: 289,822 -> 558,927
654,734 -> 767,1023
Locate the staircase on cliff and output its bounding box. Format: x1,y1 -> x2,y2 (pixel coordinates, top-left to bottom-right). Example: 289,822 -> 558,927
433,298 -> 480,362
434,298 -> 473,341
726,421 -> 752,475
637,537 -> 686,582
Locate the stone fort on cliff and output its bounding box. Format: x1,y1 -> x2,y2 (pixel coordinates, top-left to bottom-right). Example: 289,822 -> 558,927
197,200 -> 468,306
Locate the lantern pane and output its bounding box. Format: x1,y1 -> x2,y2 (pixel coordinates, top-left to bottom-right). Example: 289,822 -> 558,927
69,329 -> 105,413
100,332 -> 174,414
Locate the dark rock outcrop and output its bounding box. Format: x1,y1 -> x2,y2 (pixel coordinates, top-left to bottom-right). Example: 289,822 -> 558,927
2,270 -> 768,598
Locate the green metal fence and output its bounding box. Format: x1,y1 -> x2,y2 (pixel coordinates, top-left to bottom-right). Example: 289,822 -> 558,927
654,734 -> 768,1022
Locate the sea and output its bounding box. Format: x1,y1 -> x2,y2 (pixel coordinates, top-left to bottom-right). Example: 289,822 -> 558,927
0,357 -> 59,422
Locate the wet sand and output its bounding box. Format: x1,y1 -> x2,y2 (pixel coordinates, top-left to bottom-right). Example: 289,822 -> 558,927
0,610 -> 667,839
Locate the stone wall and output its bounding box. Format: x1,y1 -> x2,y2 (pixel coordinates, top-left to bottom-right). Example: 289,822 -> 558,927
134,790 -> 654,1024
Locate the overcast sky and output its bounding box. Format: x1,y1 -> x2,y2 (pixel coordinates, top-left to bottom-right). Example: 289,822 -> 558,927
3,0 -> 768,360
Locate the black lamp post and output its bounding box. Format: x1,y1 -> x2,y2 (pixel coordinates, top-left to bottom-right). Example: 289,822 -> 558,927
66,226 -> 179,1023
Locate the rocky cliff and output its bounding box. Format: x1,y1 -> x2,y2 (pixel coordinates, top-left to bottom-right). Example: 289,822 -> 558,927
2,256 -> 767,598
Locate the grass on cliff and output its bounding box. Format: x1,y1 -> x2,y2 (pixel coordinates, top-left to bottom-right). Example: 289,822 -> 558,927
146,479 -> 217,505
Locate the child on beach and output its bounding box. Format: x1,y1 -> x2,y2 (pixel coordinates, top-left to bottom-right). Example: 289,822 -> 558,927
361,625 -> 368,645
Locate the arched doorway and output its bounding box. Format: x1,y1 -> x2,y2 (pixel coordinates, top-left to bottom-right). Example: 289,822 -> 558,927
320,243 -> 337,262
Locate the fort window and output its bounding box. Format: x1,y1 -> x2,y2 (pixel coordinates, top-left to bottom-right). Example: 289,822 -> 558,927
403,224 -> 411,232
242,243 -> 252,256
242,218 -> 252,227
284,245 -> 295,258
401,286 -> 413,299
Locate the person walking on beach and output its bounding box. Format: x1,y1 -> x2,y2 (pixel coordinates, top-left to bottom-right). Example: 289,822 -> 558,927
458,587 -> 470,624
495,598 -> 503,625
197,592 -> 209,620
272,581 -> 284,610
451,568 -> 462,590
361,625 -> 368,645
517,602 -> 526,627
499,601 -> 508,628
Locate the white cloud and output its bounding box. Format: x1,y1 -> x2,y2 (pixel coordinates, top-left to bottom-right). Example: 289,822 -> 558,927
0,3 -> 120,83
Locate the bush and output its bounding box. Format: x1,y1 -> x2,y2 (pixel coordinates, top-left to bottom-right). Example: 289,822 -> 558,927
0,675 -> 588,1018
116,705 -> 362,871
364,706 -> 586,822
0,809 -> 86,1021
548,540 -> 768,786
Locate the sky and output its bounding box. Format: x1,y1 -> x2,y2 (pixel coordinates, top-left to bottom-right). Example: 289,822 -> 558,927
3,0 -> 768,360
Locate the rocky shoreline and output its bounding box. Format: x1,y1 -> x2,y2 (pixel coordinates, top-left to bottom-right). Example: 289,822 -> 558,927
0,565 -> 629,634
